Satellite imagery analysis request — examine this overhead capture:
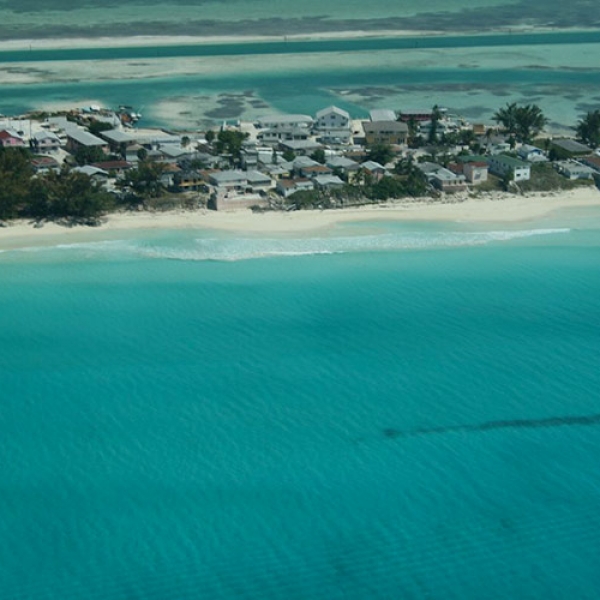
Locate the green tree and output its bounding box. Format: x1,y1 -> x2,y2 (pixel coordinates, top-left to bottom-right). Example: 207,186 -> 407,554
88,120 -> 114,137
205,130 -> 215,144
215,130 -> 249,164
29,168 -> 113,223
119,160 -> 166,202
0,147 -> 33,220
282,149 -> 296,162
310,148 -> 326,164
576,110 -> 600,148
493,102 -> 548,142
366,143 -> 394,166
74,145 -> 106,166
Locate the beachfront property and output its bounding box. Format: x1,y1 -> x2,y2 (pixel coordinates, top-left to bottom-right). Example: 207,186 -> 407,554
463,161 -> 489,185
553,160 -> 596,180
363,121 -> 409,146
315,106 -> 351,130
488,154 -> 531,182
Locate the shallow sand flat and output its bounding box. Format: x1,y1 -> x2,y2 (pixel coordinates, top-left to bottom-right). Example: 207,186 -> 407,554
2,189 -> 599,251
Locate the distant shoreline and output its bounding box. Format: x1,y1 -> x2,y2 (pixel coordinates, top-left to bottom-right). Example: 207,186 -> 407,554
0,26 -> 598,53
2,189 -> 599,251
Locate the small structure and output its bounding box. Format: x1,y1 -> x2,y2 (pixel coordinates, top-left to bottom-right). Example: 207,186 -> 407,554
257,127 -> 309,143
0,129 -> 26,147
299,164 -> 333,179
313,174 -> 345,189
279,140 -> 323,156
32,130 -> 61,153
276,178 -> 314,198
488,155 -> 531,182
518,144 -> 547,162
554,160 -> 595,180
462,161 -> 489,185
30,155 -> 60,173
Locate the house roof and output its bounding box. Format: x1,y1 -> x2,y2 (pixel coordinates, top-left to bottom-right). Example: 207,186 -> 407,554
257,114 -> 313,126
552,138 -> 592,154
316,105 -> 350,120
66,127 -> 106,147
369,109 -> 397,122
361,160 -> 386,171
364,121 -> 408,134
491,154 -> 530,168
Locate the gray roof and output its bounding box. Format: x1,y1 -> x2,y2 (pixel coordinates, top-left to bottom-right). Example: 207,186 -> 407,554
369,109 -> 397,122
292,156 -> 320,169
314,175 -> 344,187
160,145 -> 190,158
246,170 -> 272,184
33,130 -> 60,142
280,140 -> 322,150
210,170 -> 248,184
326,156 -> 359,170
66,127 -> 107,147
552,138 -> 592,153
361,160 -> 386,171
491,155 -> 530,168
101,129 -> 136,144
364,120 -> 408,134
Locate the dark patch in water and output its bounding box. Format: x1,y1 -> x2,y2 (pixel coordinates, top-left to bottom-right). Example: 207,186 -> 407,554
383,413 -> 600,440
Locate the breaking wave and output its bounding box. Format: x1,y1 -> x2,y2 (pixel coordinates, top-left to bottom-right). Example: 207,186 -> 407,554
1,227 -> 571,262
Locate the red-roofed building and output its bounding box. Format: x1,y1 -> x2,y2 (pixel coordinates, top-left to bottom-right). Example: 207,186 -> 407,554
0,130 -> 26,147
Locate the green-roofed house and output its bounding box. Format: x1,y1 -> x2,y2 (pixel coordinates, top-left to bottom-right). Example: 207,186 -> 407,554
488,154 -> 531,182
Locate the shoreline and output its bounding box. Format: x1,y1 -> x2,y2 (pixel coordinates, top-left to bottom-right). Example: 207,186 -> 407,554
0,26 -> 597,52
1,189 -> 599,251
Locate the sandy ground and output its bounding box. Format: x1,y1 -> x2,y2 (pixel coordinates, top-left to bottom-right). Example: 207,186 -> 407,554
1,189 -> 599,251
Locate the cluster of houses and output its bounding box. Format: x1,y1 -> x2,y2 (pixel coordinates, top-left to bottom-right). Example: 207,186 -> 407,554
1,103 -> 599,209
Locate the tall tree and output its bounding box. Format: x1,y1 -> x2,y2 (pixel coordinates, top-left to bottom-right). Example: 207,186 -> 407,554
493,102 -> 548,142
576,110 -> 600,148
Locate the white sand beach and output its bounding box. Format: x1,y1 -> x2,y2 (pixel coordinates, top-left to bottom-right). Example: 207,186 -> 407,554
1,189 -> 599,251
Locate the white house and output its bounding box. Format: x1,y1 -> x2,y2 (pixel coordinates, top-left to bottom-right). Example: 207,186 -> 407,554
315,106 -> 351,130
257,114 -> 313,130
518,144 -> 547,162
463,161 -> 489,184
488,155 -> 531,181
32,130 -> 61,153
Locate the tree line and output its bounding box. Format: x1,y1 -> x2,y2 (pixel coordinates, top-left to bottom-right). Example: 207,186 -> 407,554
0,147 -> 114,224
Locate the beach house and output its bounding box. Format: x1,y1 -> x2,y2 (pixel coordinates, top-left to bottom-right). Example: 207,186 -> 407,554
363,121 -> 409,146
488,155 -> 531,182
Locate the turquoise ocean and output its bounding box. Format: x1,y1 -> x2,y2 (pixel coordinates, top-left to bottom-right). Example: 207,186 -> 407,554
1,212 -> 600,598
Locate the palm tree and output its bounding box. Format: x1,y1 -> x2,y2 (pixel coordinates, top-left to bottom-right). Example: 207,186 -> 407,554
576,110 -> 600,148
515,104 -> 548,143
493,102 -> 548,142
493,102 -> 519,135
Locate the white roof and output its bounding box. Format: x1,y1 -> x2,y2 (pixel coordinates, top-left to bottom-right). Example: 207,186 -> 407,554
316,106 -> 350,120
257,114 -> 313,126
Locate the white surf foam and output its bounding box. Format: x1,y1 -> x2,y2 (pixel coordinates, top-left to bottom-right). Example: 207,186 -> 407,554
0,228 -> 571,262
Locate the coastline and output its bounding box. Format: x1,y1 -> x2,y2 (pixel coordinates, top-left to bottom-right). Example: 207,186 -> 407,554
0,25 -> 596,52
2,189 -> 599,251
